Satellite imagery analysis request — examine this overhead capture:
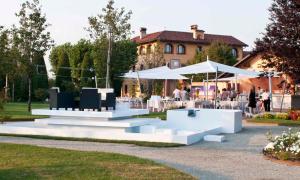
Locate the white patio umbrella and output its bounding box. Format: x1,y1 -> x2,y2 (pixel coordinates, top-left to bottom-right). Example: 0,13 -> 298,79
122,66 -> 188,97
122,66 -> 188,80
173,59 -> 260,108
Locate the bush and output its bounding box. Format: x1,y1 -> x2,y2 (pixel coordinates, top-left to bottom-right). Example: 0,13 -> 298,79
288,110 -> 300,121
263,113 -> 274,119
263,129 -> 300,161
0,114 -> 11,124
34,88 -> 48,102
275,113 -> 290,120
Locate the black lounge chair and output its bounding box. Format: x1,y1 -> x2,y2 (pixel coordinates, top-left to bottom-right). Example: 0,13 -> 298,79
101,93 -> 116,110
49,89 -> 76,110
79,89 -> 101,111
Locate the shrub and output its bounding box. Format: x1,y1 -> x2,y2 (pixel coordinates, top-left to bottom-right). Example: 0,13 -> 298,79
288,111 -> 300,121
263,129 -> 300,161
34,88 -> 48,102
263,113 -> 274,119
275,113 -> 290,120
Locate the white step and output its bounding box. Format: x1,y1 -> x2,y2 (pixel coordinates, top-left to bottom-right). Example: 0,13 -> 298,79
35,118 -> 161,128
203,135 -> 225,142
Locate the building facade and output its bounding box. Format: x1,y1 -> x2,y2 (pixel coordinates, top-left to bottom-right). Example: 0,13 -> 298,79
122,25 -> 248,97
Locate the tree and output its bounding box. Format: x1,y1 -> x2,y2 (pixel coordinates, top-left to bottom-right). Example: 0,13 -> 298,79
187,41 -> 237,82
80,52 -> 95,87
110,40 -> 137,95
255,0 -> 300,81
189,42 -> 236,66
86,0 -> 132,87
55,49 -> 72,91
138,43 -> 165,96
15,0 -> 53,111
0,27 -> 10,100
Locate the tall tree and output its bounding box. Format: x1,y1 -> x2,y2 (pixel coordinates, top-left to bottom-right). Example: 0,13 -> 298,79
15,0 -> 53,111
189,42 -> 237,66
55,49 -> 72,91
86,0 -> 132,87
0,27 -> 10,100
80,52 -> 95,87
255,0 -> 300,81
68,39 -> 92,88
187,41 -> 237,82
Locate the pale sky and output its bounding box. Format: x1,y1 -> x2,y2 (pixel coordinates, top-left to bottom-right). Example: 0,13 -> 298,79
0,0 -> 272,77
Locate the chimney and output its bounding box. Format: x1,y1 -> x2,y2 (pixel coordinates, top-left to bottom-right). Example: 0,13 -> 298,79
140,27 -> 147,39
190,24 -> 205,40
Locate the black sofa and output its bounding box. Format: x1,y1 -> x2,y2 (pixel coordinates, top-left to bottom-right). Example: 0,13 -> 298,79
101,93 -> 116,110
79,89 -> 102,111
49,89 -> 76,110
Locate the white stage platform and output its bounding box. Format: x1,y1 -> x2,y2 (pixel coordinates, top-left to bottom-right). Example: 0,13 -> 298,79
0,108 -> 242,145
32,108 -> 149,119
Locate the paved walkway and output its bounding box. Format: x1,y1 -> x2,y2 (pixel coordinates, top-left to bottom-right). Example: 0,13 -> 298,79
0,122 -> 300,180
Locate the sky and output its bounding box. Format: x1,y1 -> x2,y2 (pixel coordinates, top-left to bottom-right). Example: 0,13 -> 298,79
0,0 -> 272,77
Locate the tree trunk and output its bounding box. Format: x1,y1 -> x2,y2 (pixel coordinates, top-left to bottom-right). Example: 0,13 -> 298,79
4,74 -> 8,100
12,82 -> 15,102
28,77 -> 32,112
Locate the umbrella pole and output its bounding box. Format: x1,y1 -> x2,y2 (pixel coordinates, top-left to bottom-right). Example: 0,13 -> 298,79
206,72 -> 209,100
214,67 -> 218,109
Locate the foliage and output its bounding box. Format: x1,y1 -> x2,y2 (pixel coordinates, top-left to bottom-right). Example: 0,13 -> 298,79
86,0 -> 132,41
138,43 -> 165,96
187,41 -> 237,82
80,52 -> 95,87
263,128 -> 300,161
15,0 -> 53,111
34,88 -> 48,102
255,0 -> 300,81
55,48 -> 72,91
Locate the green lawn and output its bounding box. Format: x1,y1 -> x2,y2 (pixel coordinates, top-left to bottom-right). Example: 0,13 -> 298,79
0,102 -> 48,121
247,118 -> 300,127
136,112 -> 167,120
0,143 -> 195,179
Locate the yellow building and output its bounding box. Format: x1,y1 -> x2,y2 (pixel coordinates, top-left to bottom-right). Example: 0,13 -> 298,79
122,25 -> 248,97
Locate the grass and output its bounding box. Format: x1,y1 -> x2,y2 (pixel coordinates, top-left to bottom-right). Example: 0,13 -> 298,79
0,134 -> 184,148
136,112 -> 167,120
0,143 -> 195,179
0,102 -> 48,121
247,118 -> 300,127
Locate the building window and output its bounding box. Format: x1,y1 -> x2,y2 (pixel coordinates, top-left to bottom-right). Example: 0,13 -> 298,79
196,46 -> 202,53
177,44 -> 185,54
170,59 -> 181,69
146,45 -> 151,54
139,46 -> 145,55
140,64 -> 144,70
164,43 -> 173,54
124,85 -> 128,94
231,48 -> 238,58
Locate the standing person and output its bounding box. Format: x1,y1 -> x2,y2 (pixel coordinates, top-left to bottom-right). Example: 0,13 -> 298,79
248,86 -> 257,115
262,89 -> 271,112
180,87 -> 188,101
173,88 -> 181,101
229,88 -> 237,101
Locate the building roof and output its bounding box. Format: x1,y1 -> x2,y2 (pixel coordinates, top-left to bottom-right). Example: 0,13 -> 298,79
132,30 -> 248,47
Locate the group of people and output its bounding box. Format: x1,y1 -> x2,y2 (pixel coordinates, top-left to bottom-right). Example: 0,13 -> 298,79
172,87 -> 190,101
219,88 -> 237,101
248,86 -> 271,114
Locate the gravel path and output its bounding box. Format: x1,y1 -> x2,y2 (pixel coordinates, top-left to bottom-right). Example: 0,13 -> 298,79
0,121 -> 300,180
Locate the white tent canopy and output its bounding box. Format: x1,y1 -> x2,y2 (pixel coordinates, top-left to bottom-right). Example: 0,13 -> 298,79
173,59 -> 260,77
122,66 -> 188,80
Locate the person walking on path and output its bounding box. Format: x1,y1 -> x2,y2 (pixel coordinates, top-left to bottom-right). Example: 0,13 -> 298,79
262,89 -> 271,112
248,86 -> 256,115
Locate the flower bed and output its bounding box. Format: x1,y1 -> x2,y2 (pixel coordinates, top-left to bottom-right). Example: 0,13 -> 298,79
263,128 -> 300,161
